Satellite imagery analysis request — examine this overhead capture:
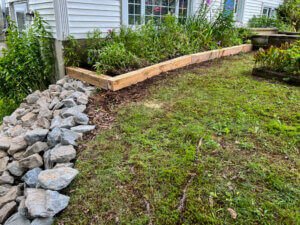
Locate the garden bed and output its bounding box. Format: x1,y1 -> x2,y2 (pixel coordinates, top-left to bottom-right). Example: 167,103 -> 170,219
66,44 -> 252,91
252,68 -> 300,85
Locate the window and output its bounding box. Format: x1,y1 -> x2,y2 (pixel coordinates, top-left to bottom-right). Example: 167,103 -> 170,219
12,1 -> 29,32
125,0 -> 191,25
262,6 -> 276,18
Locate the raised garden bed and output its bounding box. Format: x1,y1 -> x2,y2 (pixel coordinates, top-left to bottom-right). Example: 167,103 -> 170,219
67,44 -> 252,91
251,34 -> 300,49
252,68 -> 300,85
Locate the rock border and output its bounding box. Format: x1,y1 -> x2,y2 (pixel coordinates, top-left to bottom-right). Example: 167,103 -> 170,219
0,77 -> 96,224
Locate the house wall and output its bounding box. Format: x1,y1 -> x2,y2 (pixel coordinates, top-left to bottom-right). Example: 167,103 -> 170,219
242,0 -> 283,25
193,0 -> 224,20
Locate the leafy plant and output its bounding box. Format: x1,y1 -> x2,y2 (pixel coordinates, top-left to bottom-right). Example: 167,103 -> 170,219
277,0 -> 300,31
94,42 -> 141,75
0,13 -> 54,102
248,15 -> 295,32
254,41 -> 300,75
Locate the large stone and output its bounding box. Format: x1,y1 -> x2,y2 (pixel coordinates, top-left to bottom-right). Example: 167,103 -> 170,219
3,115 -> 17,126
61,105 -> 86,118
22,168 -> 42,188
21,112 -> 37,127
7,161 -> 26,177
13,151 -> 26,161
0,157 -> 9,172
36,118 -> 51,130
31,217 -> 54,225
49,84 -> 62,93
25,189 -> 69,218
36,97 -> 49,110
19,154 -> 43,169
77,94 -> 89,105
6,125 -> 26,138
0,186 -> 21,208
0,172 -> 14,185
4,212 -> 31,225
50,145 -> 76,163
50,116 -> 75,130
74,113 -> 89,125
24,189 -> 47,218
38,167 -> 78,191
0,137 -> 11,150
26,91 -> 41,104
62,98 -> 77,108
49,116 -> 62,130
0,201 -> 17,223
61,129 -> 82,146
47,128 -> 62,147
24,129 -> 49,146
8,136 -> 27,156
23,142 -> 48,158
17,197 -> 27,216
54,163 -> 74,169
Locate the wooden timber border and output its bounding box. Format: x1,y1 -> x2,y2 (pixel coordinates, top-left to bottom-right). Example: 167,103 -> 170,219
66,44 -> 253,91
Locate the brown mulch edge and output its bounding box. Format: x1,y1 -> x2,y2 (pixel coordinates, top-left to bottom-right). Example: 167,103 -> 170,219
252,68 -> 300,85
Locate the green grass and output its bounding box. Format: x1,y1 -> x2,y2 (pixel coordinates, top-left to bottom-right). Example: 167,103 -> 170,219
58,54 -> 300,225
0,98 -> 17,124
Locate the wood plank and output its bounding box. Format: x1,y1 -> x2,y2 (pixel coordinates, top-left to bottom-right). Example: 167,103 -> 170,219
66,67 -> 113,90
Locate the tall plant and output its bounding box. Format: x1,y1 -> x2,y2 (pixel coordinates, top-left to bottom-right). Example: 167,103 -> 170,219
0,13 -> 54,102
277,0 -> 300,31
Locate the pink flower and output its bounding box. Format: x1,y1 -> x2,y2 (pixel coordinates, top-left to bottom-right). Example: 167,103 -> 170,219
206,0 -> 212,5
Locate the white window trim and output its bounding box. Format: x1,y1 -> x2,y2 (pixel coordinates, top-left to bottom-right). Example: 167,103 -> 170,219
261,5 -> 276,18
122,0 -> 192,26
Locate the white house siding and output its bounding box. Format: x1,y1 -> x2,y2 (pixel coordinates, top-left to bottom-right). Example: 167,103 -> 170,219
242,0 -> 283,25
193,0 -> 224,20
29,0 -> 57,38
66,0 -> 121,39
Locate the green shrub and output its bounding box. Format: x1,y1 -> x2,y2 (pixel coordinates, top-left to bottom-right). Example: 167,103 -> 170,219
277,0 -> 300,32
254,41 -> 300,75
64,35 -> 81,67
0,98 -> 17,124
94,42 -> 141,75
0,13 -> 54,102
248,15 -> 295,32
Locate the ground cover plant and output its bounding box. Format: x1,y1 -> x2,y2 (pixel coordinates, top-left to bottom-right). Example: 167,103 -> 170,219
59,54 -> 300,224
254,41 -> 300,75
64,7 -> 249,75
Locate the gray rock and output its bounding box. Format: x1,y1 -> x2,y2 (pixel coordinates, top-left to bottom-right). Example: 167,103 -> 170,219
0,172 -> 14,185
49,116 -> 62,130
45,190 -> 70,217
13,151 -> 26,161
71,125 -> 95,133
48,97 -> 59,110
56,78 -> 67,86
24,188 -> 47,218
51,116 -> 75,130
74,112 -> 89,125
7,161 -> 26,177
8,136 -> 27,156
38,107 -> 52,120
25,189 -> 69,218
17,197 -> 27,216
3,115 -> 18,126
49,84 -> 62,93
53,101 -> 64,110
0,185 -> 11,196
36,118 -> 51,130
77,94 -> 89,105
4,212 -> 30,225
38,167 -> 78,191
62,98 -> 77,108
59,90 -> 74,100
0,137 -> 11,150
22,168 -> 42,188
61,129 -> 82,146
36,97 -> 49,110
43,151 -> 53,170
0,157 -> 9,172
6,125 -> 26,138
31,217 -> 54,225
61,105 -> 86,118
50,145 -> 76,163
26,91 -> 41,104
0,201 -> 17,223
19,154 -> 43,169
47,127 -> 62,147
0,186 -> 21,208
21,112 -> 37,127
24,142 -> 48,158
25,129 -> 49,146
54,163 -> 74,169
0,150 -> 8,158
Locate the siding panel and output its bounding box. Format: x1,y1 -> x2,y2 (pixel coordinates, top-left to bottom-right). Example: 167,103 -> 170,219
67,0 -> 121,39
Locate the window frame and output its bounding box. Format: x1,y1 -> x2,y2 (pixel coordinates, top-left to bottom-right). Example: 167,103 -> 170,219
122,0 -> 192,26
261,6 -> 276,18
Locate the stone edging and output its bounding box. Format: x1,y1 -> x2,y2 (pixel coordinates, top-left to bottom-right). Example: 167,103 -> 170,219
0,77 -> 96,224
66,44 -> 253,91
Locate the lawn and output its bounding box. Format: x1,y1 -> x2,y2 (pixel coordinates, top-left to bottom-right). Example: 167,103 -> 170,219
58,54 -> 300,225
